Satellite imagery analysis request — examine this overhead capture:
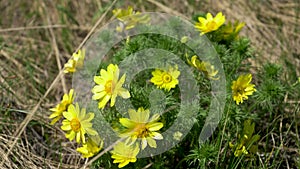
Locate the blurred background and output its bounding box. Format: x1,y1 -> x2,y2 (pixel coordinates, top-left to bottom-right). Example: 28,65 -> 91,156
0,0 -> 299,168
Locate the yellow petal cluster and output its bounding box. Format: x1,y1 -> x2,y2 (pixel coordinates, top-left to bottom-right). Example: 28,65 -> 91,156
61,103 -> 98,143
187,55 -> 219,80
195,12 -> 225,35
77,135 -> 103,158
92,64 -> 130,109
64,49 -> 85,73
49,89 -> 74,125
111,142 -> 140,168
119,107 -> 163,150
221,21 -> 245,41
112,6 -> 149,32
150,65 -> 180,91
231,74 -> 256,105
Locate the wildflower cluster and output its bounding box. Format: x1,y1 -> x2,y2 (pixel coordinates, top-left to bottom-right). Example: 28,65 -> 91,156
50,49 -> 103,157
48,8 -> 299,169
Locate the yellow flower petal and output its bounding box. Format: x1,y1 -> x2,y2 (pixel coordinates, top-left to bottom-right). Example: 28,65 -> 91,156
206,13 -> 213,20
85,128 -> 98,136
120,118 -> 136,128
92,85 -> 105,93
146,137 -> 157,148
50,116 -> 61,125
118,88 -> 131,98
66,130 -> 76,140
63,110 -> 74,121
92,91 -> 106,100
147,122 -> 163,131
118,161 -> 130,168
61,121 -> 71,130
152,132 -> 163,140
141,138 -> 147,150
98,95 -> 111,109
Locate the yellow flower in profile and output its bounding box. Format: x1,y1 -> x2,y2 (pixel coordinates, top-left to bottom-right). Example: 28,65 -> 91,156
187,55 -> 219,80
230,120 -> 260,157
119,107 -> 163,150
77,135 -> 103,158
112,6 -> 149,32
229,142 -> 249,157
229,136 -> 249,157
150,65 -> 180,91
234,145 -> 248,157
111,142 -> 140,168
195,12 -> 225,35
113,6 -> 136,20
49,89 -> 74,125
61,103 -> 98,143
64,49 -> 85,73
231,74 -> 256,105
221,21 -> 245,41
92,64 -> 130,109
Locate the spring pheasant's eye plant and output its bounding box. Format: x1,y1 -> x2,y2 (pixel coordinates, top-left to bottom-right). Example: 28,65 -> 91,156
92,64 -> 130,109
64,49 -> 85,73
113,6 -> 150,32
49,89 -> 75,124
232,74 -> 256,105
111,142 -> 140,168
119,107 -> 163,150
76,135 -> 104,158
61,103 -> 98,143
150,65 -> 180,91
195,12 -> 225,35
47,7 -> 300,169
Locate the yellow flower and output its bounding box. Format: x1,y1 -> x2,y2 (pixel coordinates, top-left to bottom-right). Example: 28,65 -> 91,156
221,21 -> 245,40
112,6 -> 149,32
77,135 -> 103,158
92,64 -> 131,109
195,12 -> 225,35
150,65 -> 180,91
119,107 -> 163,150
187,55 -> 219,80
111,142 -> 140,168
49,89 -> 75,125
61,103 -> 98,143
234,145 -> 248,157
231,74 -> 256,105
64,49 -> 85,73
113,6 -> 136,20
230,120 -> 260,157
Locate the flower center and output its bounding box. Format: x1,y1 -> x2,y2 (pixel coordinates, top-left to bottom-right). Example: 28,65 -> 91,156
207,21 -> 217,30
237,87 -> 245,94
135,123 -> 149,138
162,73 -> 172,83
70,118 -> 81,132
105,80 -> 113,94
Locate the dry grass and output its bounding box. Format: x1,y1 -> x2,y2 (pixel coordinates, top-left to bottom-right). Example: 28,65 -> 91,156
0,0 -> 299,168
